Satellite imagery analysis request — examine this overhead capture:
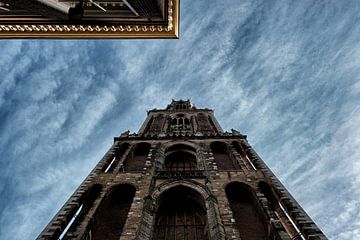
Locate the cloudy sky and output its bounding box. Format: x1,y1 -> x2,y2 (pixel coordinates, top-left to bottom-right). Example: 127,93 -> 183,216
0,0 -> 360,239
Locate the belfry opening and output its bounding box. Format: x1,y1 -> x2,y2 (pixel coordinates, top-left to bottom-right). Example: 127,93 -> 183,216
153,186 -> 208,240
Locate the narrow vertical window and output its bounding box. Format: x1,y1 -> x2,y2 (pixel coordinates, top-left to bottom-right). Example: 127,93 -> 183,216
123,142 -> 151,171
103,143 -> 129,173
61,184 -> 102,239
210,142 -> 239,170
196,113 -> 214,133
92,184 -> 136,240
225,182 -> 269,240
232,141 -> 256,170
259,181 -> 300,239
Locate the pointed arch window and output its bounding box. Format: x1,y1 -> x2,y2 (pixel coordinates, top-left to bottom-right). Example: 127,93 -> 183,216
61,184 -> 102,239
103,143 -> 129,173
164,144 -> 198,171
91,184 -> 136,240
165,151 -> 197,171
153,186 -> 209,240
123,142 -> 151,171
259,181 -> 298,238
225,182 -> 269,240
210,142 -> 239,170
170,114 -> 192,133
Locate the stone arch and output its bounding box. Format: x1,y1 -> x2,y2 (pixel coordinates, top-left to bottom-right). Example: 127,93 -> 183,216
63,184 -> 103,239
123,142 -> 151,171
165,151 -> 197,171
91,183 -> 136,240
258,181 -> 276,206
157,141 -> 205,171
232,141 -> 246,157
103,143 -> 130,173
148,113 -> 166,134
152,180 -> 210,201
153,185 -> 209,240
165,143 -> 197,155
210,141 -> 239,170
225,182 -> 270,240
143,180 -> 225,240
164,143 -> 198,171
258,181 -> 296,238
164,141 -> 200,153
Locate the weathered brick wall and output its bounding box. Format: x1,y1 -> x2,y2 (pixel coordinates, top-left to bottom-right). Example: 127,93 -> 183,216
38,136 -> 327,240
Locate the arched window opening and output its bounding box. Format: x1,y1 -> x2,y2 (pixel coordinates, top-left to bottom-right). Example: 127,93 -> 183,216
166,144 -> 196,154
143,116 -> 154,135
210,142 -> 239,170
258,182 -> 276,206
225,182 -> 269,240
149,114 -> 166,134
164,144 -> 197,171
103,143 -> 129,173
196,113 -> 214,133
153,186 -> 209,240
184,118 -> 190,125
91,184 -> 136,240
61,184 -> 102,239
258,182 -> 301,239
165,151 -> 197,171
240,144 -> 262,170
169,114 -> 192,134
232,141 -> 245,157
207,116 -> 217,132
232,141 -> 256,170
123,142 -> 151,171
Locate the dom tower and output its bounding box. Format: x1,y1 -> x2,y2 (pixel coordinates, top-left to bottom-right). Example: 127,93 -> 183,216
38,100 -> 327,240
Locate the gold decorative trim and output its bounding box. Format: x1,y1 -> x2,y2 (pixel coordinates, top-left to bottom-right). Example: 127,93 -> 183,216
0,0 -> 178,39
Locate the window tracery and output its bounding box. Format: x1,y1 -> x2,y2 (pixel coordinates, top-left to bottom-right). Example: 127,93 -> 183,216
153,186 -> 209,240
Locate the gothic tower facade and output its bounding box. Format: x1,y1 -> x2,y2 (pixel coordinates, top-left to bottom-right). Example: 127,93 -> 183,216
38,100 -> 327,240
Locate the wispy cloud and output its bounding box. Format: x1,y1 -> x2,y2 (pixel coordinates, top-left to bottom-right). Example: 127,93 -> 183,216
0,0 -> 359,239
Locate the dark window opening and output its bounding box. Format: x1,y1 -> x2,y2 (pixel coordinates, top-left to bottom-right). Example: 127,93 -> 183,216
259,181 -> 299,239
91,184 -> 136,240
103,143 -> 129,173
164,144 -> 197,171
62,184 -> 102,239
165,151 -> 197,171
170,114 -> 192,132
210,142 -> 239,170
153,186 -> 209,240
232,141 -> 245,157
166,144 -> 196,153
143,116 -> 154,135
225,182 -> 269,240
123,142 -> 151,171
232,141 -> 256,170
149,114 -> 166,134
196,113 -> 214,133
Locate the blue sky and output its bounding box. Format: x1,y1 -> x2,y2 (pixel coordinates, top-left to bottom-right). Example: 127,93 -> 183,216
1,0 -> 360,239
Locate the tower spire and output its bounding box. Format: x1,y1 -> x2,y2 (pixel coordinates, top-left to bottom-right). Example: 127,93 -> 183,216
38,100 -> 327,240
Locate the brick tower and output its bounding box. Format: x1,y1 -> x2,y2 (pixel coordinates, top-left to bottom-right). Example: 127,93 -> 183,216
38,100 -> 327,240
